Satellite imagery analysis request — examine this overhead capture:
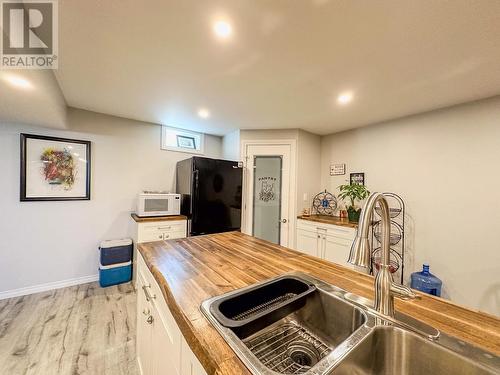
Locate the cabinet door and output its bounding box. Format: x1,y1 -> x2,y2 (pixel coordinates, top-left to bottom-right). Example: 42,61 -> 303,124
140,231 -> 165,242
323,234 -> 352,267
148,287 -> 182,375
151,305 -> 180,375
296,229 -> 320,258
181,338 -> 207,375
162,231 -> 186,241
137,273 -> 153,375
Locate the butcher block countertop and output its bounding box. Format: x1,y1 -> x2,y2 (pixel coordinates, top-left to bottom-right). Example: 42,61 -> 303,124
130,213 -> 187,222
297,214 -> 358,228
138,232 -> 500,375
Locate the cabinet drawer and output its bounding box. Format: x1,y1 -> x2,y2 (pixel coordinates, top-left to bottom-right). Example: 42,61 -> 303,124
297,219 -> 356,240
138,220 -> 187,243
296,219 -> 319,233
139,220 -> 186,233
325,225 -> 356,240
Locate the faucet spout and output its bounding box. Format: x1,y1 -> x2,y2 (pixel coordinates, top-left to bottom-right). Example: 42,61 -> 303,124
348,192 -> 418,317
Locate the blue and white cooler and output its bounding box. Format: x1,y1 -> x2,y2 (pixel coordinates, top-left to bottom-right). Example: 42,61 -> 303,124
99,238 -> 133,287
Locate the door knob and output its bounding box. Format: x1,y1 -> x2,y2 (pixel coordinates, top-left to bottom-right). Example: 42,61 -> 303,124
280,219 -> 287,223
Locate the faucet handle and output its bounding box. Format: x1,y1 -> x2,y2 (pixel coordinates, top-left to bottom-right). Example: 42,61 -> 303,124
391,283 -> 420,301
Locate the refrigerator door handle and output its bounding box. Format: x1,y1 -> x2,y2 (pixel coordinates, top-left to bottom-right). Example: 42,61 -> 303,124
192,169 -> 199,224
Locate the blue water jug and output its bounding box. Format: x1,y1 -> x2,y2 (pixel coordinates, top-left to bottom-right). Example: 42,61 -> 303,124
410,264 -> 442,297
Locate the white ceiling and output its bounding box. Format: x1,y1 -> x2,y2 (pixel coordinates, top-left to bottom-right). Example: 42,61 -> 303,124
54,0 -> 500,135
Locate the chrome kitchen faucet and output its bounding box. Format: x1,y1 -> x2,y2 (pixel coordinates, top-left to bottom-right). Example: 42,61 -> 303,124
348,192 -> 418,317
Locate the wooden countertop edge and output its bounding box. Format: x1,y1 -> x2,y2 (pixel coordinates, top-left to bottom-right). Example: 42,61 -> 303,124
139,244 -> 224,375
130,213 -> 187,222
138,232 -> 500,375
297,215 -> 358,228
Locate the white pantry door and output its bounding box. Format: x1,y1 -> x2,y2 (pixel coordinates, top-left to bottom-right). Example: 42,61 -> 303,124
244,143 -> 292,246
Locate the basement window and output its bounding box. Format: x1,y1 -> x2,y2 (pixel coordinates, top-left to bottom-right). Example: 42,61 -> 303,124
161,126 -> 204,154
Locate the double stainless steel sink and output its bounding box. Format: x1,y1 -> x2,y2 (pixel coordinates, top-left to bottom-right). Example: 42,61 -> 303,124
201,272 -> 500,375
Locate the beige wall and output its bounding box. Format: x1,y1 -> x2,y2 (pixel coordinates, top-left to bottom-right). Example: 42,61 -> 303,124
321,96 -> 500,315
297,130 -> 321,214
222,130 -> 240,161
0,70 -> 67,129
0,108 -> 222,294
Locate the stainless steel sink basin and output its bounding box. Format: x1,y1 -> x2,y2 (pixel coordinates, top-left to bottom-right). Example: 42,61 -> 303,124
330,326 -> 499,375
240,289 -> 367,373
201,272 -> 500,375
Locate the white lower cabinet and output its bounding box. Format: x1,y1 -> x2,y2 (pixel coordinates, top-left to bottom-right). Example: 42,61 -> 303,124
137,253 -> 207,375
137,271 -> 153,375
296,219 -> 356,268
295,228 -> 321,258
132,218 -> 187,287
323,234 -> 353,266
181,338 -> 207,375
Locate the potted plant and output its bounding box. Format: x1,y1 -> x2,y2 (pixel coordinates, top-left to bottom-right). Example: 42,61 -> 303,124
338,183 -> 370,222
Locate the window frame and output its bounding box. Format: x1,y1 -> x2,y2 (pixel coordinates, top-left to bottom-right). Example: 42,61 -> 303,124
161,126 -> 205,155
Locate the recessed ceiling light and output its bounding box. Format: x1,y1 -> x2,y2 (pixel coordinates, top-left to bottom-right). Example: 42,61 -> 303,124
2,74 -> 33,90
337,92 -> 353,105
213,20 -> 232,39
197,108 -> 211,119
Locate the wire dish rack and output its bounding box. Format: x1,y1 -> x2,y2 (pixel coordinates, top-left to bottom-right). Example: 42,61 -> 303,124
243,321 -> 331,374
371,192 -> 406,283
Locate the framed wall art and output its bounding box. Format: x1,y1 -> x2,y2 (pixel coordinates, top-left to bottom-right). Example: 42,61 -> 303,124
350,172 -> 365,186
20,134 -> 91,201
330,163 -> 346,176
176,135 -> 196,149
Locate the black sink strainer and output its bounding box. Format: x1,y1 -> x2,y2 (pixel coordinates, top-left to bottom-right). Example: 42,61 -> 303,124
209,275 -> 316,336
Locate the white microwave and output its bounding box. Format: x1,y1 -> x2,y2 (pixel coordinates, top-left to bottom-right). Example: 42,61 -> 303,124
136,192 -> 181,217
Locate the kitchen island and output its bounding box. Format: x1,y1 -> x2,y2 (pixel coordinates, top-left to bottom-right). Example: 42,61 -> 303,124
138,231 -> 500,375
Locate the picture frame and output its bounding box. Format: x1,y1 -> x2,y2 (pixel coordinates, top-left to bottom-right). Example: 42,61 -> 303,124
350,172 -> 365,186
20,134 -> 91,201
176,135 -> 196,149
330,163 -> 346,176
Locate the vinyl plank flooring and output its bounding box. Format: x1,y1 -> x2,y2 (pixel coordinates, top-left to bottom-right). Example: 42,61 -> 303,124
0,282 -> 138,375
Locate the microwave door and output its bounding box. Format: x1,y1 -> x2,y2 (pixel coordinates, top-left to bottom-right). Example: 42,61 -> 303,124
144,197 -> 169,215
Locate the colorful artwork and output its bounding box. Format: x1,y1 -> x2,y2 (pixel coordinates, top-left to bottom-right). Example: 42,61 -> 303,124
21,134 -> 91,201
41,148 -> 76,189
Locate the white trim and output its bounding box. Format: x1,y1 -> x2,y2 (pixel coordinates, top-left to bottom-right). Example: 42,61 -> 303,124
0,274 -> 99,300
240,139 -> 297,248
161,126 -> 205,155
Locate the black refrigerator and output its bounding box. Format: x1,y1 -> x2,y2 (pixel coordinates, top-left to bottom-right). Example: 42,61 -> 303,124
176,157 -> 242,236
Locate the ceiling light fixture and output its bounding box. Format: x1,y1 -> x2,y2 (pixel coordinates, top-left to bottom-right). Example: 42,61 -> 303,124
2,74 -> 33,90
337,92 -> 353,105
197,108 -> 211,119
213,20 -> 233,39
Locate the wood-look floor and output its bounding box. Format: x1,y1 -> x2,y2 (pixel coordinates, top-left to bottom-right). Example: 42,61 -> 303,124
0,282 -> 138,375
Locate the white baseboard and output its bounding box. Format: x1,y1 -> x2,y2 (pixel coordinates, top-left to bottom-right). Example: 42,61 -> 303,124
0,274 -> 99,300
